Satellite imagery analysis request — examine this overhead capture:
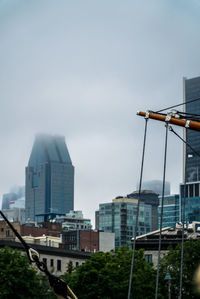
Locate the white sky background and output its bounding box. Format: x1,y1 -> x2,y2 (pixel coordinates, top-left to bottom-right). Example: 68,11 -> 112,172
1,0 -> 200,226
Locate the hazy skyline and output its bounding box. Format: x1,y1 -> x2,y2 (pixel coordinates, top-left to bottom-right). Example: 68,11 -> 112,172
1,0 -> 200,225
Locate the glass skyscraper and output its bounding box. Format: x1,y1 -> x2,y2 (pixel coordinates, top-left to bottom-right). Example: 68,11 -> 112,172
183,76 -> 200,182
158,194 -> 180,228
25,134 -> 74,222
180,182 -> 200,223
98,197 -> 152,248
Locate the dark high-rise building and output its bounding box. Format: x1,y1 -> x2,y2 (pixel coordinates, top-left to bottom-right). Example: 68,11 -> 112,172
25,134 -> 74,222
127,190 -> 159,231
183,76 -> 200,182
137,180 -> 170,196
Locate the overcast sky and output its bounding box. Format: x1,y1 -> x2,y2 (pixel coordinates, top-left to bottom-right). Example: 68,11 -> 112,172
1,0 -> 200,225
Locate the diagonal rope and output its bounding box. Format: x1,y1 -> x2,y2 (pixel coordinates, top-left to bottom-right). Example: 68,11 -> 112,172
169,127 -> 200,158
156,97 -> 200,113
155,123 -> 169,299
127,117 -> 148,299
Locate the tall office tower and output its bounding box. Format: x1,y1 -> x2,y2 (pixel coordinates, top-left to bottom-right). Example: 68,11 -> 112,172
183,76 -> 200,182
25,134 -> 74,222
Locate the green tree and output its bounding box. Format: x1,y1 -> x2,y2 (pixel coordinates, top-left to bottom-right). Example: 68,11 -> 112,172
62,246 -> 161,299
0,246 -> 57,299
67,260 -> 74,274
160,240 -> 200,298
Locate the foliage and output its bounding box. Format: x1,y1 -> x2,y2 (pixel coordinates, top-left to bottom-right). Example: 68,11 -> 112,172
0,246 -> 57,299
160,240 -> 200,298
67,260 -> 74,274
62,246 -> 162,299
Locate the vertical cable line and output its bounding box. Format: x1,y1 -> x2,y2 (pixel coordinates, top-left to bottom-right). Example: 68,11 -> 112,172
127,118 -> 148,299
179,166 -> 186,299
155,123 -> 169,299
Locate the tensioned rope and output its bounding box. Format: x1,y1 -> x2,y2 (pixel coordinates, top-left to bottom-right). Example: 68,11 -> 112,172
155,123 -> 169,299
127,117 -> 148,299
0,210 -> 77,299
156,97 -> 200,113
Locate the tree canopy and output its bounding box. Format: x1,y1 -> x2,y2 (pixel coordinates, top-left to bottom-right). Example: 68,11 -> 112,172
62,246 -> 161,299
0,246 -> 56,299
160,240 -> 200,298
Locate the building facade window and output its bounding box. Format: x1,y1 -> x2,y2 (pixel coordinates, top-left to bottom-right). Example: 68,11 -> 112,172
145,254 -> 152,263
50,259 -> 54,267
57,260 -> 61,271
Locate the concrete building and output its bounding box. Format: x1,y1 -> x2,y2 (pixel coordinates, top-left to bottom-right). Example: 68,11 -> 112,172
0,220 -> 21,240
158,194 -> 180,228
55,210 -> 92,231
16,235 -> 61,248
61,230 -> 115,252
98,197 -> 152,248
25,134 -> 74,222
127,190 -> 159,231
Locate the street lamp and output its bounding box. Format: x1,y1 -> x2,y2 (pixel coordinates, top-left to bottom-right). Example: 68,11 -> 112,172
164,271 -> 172,299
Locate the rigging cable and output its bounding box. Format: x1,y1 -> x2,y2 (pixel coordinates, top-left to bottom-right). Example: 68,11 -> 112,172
155,123 -> 169,299
127,117 -> 149,299
0,210 -> 77,299
156,97 -> 200,113
179,167 -> 186,299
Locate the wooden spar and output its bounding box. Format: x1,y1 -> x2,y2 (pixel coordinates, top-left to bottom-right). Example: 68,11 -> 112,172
137,111 -> 200,131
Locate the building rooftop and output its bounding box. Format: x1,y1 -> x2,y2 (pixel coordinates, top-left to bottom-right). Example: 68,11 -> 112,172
112,197 -> 138,204
28,134 -> 72,171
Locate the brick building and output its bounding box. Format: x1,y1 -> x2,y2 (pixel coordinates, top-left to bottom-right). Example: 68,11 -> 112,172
20,222 -> 62,237
0,221 -> 20,240
61,230 -> 114,252
0,221 -> 62,239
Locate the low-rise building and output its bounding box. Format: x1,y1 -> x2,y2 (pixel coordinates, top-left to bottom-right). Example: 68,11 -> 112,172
0,239 -> 91,275
0,221 -> 62,240
21,222 -> 62,237
0,220 -> 20,240
16,235 -> 61,248
55,210 -> 92,231
133,222 -> 200,266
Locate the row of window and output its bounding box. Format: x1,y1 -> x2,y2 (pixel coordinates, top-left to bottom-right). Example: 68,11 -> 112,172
42,258 -> 80,272
42,258 -> 62,271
